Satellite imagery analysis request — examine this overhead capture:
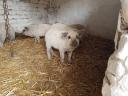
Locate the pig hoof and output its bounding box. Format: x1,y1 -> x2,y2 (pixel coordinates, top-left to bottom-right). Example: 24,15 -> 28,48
47,54 -> 52,60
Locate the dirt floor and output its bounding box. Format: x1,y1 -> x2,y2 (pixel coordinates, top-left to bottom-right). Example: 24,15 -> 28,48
0,35 -> 114,96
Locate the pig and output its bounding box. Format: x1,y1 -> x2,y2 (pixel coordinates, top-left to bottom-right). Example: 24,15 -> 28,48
22,24 -> 51,43
0,23 -> 15,48
45,23 -> 80,63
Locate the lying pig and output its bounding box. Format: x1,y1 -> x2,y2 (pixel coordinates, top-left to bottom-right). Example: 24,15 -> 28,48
22,24 -> 51,43
0,23 -> 15,48
45,23 -> 80,63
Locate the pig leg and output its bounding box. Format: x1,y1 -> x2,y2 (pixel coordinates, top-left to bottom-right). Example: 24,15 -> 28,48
34,36 -> 40,43
68,51 -> 73,63
46,44 -> 52,60
34,38 -> 37,43
59,50 -> 65,63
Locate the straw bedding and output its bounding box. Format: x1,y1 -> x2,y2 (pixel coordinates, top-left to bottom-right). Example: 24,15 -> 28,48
0,35 -> 114,96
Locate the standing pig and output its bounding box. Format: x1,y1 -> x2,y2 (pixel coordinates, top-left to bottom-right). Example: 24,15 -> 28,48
22,24 -> 51,43
0,23 -> 15,48
45,23 -> 80,63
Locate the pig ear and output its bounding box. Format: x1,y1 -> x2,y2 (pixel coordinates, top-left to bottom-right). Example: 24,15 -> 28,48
61,32 -> 68,39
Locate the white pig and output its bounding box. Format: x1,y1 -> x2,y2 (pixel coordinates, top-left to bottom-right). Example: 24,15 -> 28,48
0,23 -> 15,48
45,23 -> 80,63
22,24 -> 51,43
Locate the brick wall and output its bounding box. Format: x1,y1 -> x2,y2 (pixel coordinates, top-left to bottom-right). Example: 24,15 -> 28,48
0,0 -> 49,32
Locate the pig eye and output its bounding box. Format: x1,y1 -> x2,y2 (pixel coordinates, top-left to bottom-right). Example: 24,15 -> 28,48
68,36 -> 71,39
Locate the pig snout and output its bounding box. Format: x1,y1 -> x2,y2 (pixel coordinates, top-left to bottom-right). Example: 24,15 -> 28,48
22,27 -> 29,33
71,39 -> 79,48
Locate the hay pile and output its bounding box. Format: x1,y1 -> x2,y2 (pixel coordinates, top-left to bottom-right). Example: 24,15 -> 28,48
0,35 -> 114,96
